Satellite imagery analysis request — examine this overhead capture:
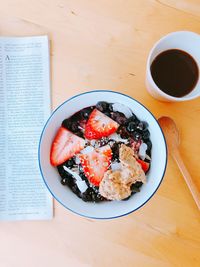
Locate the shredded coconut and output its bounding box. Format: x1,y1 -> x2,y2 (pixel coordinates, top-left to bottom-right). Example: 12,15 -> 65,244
63,166 -> 88,192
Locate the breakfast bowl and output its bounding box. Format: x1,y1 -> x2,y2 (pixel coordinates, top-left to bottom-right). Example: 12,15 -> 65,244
38,90 -> 167,219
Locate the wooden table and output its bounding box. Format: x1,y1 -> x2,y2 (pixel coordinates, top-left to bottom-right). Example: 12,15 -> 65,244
0,1 -> 200,266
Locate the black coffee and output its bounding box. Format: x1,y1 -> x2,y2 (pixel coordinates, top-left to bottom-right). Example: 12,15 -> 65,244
150,49 -> 199,97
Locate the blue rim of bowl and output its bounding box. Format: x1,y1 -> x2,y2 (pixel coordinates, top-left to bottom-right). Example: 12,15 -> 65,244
38,90 -> 168,220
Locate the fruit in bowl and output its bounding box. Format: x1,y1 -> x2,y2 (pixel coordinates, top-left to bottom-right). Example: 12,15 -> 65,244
50,101 -> 152,202
39,90 -> 167,219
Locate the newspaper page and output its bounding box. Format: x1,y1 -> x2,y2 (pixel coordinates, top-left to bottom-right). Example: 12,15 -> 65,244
0,36 -> 52,220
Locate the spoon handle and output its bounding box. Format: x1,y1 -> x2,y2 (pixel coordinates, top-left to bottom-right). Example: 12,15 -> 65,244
173,149 -> 200,210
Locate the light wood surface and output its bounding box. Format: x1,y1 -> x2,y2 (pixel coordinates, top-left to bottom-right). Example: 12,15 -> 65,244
173,148 -> 200,210
0,1 -> 200,266
159,116 -> 200,210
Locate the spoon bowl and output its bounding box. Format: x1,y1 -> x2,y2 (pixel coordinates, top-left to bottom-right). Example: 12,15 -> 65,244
158,116 -> 180,151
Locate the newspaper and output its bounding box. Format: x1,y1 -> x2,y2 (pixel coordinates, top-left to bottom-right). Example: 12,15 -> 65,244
0,36 -> 52,220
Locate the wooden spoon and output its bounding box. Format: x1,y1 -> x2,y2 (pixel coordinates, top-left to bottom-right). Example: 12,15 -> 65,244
158,116 -> 200,210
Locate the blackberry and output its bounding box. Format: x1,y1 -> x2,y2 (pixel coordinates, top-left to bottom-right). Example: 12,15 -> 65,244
104,112 -> 111,117
127,121 -> 137,132
96,101 -> 109,112
117,126 -> 130,139
146,139 -> 152,150
111,111 -> 127,125
126,114 -> 138,124
74,131 -> 84,138
62,118 -> 79,132
62,119 -> 71,129
142,129 -> 150,140
80,108 -> 92,120
70,121 -> 79,132
108,103 -> 113,112
133,131 -> 142,141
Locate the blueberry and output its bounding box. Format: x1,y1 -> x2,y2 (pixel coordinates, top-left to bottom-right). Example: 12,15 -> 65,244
62,119 -> 71,129
80,108 -> 91,120
142,129 -> 150,140
137,122 -> 144,131
111,142 -> 120,161
104,112 -> 111,117
96,101 -> 109,112
71,184 -> 80,195
70,121 -> 79,132
84,188 -> 105,203
108,103 -> 113,112
131,182 -> 143,193
134,181 -> 143,188
130,185 -> 140,193
91,191 -> 97,202
94,194 -> 105,202
57,165 -> 71,179
64,158 -> 75,168
58,167 -> 74,185
146,139 -> 152,150
127,114 -> 137,123
146,149 -> 151,158
133,131 -> 142,141
61,177 -> 68,185
142,121 -> 148,130
74,131 -> 84,138
137,121 -> 148,131
82,188 -> 93,202
127,121 -> 137,132
62,118 -> 79,132
111,112 -> 127,125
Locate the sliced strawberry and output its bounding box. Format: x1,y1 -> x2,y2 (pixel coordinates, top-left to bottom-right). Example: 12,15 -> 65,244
79,145 -> 112,186
85,109 -> 119,140
137,158 -> 150,173
50,127 -> 85,166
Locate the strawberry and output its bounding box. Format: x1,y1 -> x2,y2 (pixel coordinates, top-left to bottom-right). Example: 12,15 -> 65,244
50,127 -> 85,166
79,145 -> 112,186
137,158 -> 150,173
85,109 -> 119,140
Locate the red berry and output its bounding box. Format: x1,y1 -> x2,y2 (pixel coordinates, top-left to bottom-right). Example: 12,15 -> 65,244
137,158 -> 150,173
85,109 -> 119,140
78,145 -> 112,186
50,127 -> 85,166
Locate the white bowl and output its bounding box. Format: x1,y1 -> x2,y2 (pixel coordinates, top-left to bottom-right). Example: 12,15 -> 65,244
38,90 -> 167,219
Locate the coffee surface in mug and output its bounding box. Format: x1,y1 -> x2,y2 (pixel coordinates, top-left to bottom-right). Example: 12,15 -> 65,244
150,49 -> 199,97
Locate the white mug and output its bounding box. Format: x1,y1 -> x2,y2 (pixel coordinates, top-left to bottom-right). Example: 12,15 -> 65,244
146,31 -> 200,102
